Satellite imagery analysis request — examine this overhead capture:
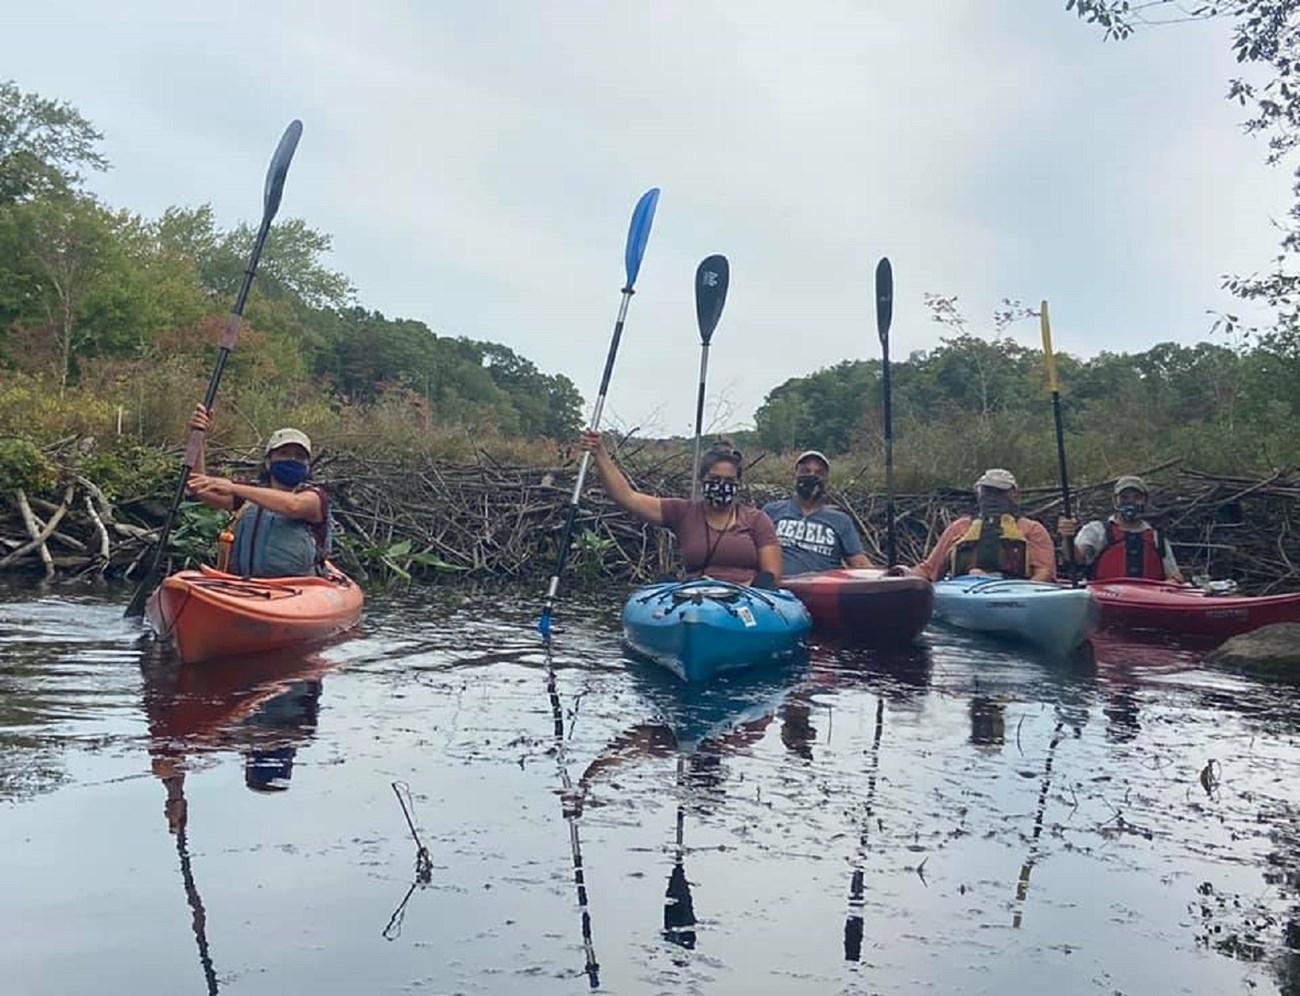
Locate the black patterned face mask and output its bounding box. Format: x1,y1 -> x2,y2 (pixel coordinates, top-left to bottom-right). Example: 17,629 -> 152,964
701,478 -> 738,508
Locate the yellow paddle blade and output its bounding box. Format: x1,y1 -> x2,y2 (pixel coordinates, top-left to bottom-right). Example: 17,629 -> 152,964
1040,299 -> 1059,393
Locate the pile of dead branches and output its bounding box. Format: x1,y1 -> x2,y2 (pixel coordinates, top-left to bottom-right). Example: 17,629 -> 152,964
1,440 -> 1297,594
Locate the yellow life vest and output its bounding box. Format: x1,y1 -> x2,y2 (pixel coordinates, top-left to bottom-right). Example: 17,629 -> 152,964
950,514 -> 1030,578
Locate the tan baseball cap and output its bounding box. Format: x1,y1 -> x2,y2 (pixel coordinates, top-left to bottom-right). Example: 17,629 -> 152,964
265,427 -> 312,457
974,468 -> 1018,491
795,449 -> 831,470
1113,475 -> 1148,495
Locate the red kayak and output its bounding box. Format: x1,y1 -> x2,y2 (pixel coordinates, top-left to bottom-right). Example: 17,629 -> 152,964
783,568 -> 934,646
145,564 -> 364,664
1086,577 -> 1300,639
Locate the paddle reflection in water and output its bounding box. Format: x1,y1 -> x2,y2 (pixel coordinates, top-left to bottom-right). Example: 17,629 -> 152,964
804,641 -> 935,964
545,652 -> 601,988
580,659 -> 806,958
140,646 -> 340,995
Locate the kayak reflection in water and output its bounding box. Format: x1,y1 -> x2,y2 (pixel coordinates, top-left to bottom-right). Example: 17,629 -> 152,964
577,430 -> 784,588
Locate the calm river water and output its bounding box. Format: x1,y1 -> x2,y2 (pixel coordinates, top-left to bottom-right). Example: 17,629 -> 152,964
1,581 -> 1298,995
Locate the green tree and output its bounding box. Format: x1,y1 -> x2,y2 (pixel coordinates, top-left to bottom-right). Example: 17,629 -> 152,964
0,194 -> 121,394
0,80 -> 109,203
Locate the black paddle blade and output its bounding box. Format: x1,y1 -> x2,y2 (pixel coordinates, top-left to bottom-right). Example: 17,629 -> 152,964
262,120 -> 303,222
694,254 -> 729,345
875,257 -> 893,343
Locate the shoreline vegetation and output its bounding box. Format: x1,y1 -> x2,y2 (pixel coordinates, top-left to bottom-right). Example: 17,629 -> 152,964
2,432 -> 1298,595
6,79 -> 1300,594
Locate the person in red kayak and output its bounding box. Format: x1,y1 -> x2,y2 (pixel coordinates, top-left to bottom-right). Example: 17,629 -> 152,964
185,404 -> 330,577
578,430 -> 783,587
1057,475 -> 1184,583
762,449 -> 873,574
908,468 -> 1057,582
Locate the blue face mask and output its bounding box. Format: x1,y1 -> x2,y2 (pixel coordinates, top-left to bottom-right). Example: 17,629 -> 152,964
1117,502 -> 1145,522
268,460 -> 310,487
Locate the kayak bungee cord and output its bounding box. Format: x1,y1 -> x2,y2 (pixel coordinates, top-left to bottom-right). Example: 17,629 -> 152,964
126,120 -> 303,618
537,188 -> 660,644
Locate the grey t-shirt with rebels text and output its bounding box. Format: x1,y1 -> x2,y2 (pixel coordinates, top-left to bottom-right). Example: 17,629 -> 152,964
762,498 -> 865,575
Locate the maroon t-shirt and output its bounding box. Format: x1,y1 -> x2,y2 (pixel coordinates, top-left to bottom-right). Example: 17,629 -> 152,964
660,498 -> 779,584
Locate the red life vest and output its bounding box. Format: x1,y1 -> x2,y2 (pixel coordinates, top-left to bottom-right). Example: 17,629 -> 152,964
1092,521 -> 1165,581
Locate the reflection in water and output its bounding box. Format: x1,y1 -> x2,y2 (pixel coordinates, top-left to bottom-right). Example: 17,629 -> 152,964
663,758 -> 697,950
844,695 -> 885,962
545,655 -> 600,989
969,695 -> 1006,749
381,782 -> 433,942
140,646 -> 336,996
1011,719 -> 1067,930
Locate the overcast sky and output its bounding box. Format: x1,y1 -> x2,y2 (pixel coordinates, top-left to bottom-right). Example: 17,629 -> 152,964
3,2 -> 1290,436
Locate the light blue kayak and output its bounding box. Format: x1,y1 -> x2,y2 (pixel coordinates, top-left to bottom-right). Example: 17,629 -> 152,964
931,575 -> 1099,656
622,578 -> 812,683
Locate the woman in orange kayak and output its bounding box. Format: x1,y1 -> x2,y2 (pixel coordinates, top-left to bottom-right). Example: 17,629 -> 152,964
577,430 -> 783,587
185,404 -> 330,577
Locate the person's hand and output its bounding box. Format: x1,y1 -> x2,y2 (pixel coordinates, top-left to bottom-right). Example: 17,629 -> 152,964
883,565 -> 910,578
188,403 -> 212,434
1057,517 -> 1078,540
577,429 -> 603,455
968,567 -> 989,576
1169,570 -> 1186,584
187,472 -> 235,500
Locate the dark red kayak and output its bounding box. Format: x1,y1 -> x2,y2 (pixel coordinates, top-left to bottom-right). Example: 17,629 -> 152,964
783,568 -> 934,646
1086,577 -> 1300,639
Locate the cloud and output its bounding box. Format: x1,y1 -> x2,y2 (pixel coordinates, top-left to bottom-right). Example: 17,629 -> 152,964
1,0 -> 1290,434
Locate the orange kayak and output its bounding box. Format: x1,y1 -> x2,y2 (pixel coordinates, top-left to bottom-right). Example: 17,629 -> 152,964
145,564 -> 363,664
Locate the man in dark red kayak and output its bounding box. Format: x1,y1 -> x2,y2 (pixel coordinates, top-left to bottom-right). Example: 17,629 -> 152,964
1058,475 -> 1184,583
762,450 -> 873,575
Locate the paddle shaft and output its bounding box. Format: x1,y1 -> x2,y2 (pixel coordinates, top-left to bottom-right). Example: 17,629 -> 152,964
540,289 -> 632,630
689,342 -> 711,503
125,122 -> 301,618
1040,301 -> 1078,578
876,258 -> 897,566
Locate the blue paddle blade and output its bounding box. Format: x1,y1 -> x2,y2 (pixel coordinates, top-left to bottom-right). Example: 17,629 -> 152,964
263,119 -> 303,222
694,254 -> 729,346
623,187 -> 660,290
875,256 -> 893,343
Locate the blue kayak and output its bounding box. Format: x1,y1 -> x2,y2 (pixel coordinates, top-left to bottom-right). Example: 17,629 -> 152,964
622,578 -> 812,683
931,575 -> 1099,656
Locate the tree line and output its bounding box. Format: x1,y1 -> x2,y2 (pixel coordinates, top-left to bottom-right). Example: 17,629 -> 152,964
0,80 -> 584,459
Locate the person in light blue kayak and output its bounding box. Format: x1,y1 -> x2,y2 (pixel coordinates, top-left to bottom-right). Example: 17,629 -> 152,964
578,430 -> 783,587
909,468 -> 1057,582
762,449 -> 873,575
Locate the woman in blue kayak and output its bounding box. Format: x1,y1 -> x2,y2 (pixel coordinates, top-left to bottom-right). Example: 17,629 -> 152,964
185,404 -> 330,577
578,430 -> 783,587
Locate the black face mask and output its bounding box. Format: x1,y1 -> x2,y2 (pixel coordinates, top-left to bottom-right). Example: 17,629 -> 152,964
978,490 -> 1016,517
795,475 -> 825,502
1117,502 -> 1145,522
701,478 -> 738,508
